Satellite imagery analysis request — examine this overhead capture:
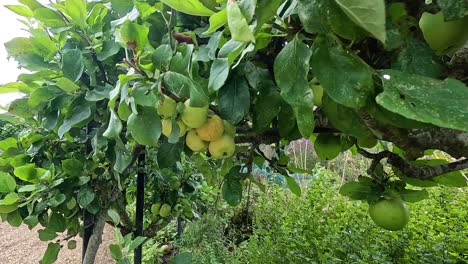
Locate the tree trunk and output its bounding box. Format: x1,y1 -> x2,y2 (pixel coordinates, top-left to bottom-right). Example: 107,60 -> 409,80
82,209 -> 108,264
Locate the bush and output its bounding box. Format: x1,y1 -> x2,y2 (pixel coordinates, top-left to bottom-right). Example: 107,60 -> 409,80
234,166 -> 468,263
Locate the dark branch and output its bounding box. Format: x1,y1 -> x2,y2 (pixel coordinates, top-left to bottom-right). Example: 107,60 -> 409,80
357,148 -> 468,179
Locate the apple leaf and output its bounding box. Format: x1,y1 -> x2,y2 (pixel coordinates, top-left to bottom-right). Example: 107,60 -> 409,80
376,70 -> 468,132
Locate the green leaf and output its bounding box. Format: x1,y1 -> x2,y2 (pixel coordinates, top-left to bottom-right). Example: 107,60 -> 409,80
285,176 -> 301,196
109,244 -> 123,260
41,243 -> 60,264
0,83 -> 26,95
9,98 -> 32,118
400,189 -> 429,203
24,215 -> 39,228
227,1 -> 255,43
314,134 -> 342,160
55,77 -> 81,93
297,0 -> 321,34
117,20 -> 149,51
222,166 -> 243,206
366,99 -> 429,129
254,93 -> 281,132
61,49 -> 84,82
162,72 -> 190,99
7,210 -> 23,227
339,181 -> 374,200
62,159 -> 84,177
127,106 -> 162,146
203,9 -> 227,35
325,1 -> 367,41
5,5 -> 34,17
3,193 -> 20,205
436,0 -> 468,20
49,212 -> 66,232
97,40 -> 121,61
218,76 -> 250,124
256,0 -> 282,29
161,0 -> 214,16
152,44 -> 173,71
322,95 -> 373,138
157,141 -> 184,169
38,229 -> 58,241
334,0 -> 386,44
169,44 -> 194,77
311,36 -> 374,108
0,138 -> 18,151
128,236 -> 147,251
103,109 -> 123,139
107,208 -> 120,225
293,94 -> 315,138
4,37 -> 33,57
14,164 -> 39,183
392,40 -> 441,78
111,0 -> 134,16
19,0 -> 43,10
31,35 -> 57,61
208,58 -> 230,91
0,203 -> 19,214
274,37 -> 312,107
0,172 -> 16,193
58,106 -> 91,138
376,70 -> 468,132
78,186 -> 95,208
60,0 -> 88,28
34,8 -> 66,27
170,252 -> 193,264
273,37 -> 314,136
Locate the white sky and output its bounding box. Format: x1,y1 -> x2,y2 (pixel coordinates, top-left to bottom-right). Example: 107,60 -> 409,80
0,0 -> 49,109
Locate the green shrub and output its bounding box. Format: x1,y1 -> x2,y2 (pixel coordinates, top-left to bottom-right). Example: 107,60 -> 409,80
234,167 -> 468,263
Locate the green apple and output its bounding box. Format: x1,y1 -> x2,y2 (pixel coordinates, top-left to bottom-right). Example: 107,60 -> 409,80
369,198 -> 409,231
157,95 -> 177,119
185,129 -> 208,152
180,99 -> 208,128
159,245 -> 170,254
159,203 -> 172,218
419,12 -> 468,54
196,115 -> 225,141
208,134 -> 236,159
162,118 -> 187,138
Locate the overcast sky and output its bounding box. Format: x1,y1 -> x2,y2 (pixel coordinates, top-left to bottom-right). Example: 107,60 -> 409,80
0,0 -> 49,108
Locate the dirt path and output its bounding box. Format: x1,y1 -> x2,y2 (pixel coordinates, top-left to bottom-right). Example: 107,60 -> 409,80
0,222 -> 115,264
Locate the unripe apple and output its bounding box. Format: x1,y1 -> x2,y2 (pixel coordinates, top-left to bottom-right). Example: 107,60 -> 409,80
157,95 -> 177,119
186,129 -> 208,152
180,99 -> 209,128
162,119 -> 187,138
209,134 -> 236,159
159,203 -> 172,218
196,115 -> 225,141
419,12 -> 468,54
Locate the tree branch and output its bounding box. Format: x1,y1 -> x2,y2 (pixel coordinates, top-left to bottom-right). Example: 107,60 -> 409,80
357,148 -> 468,179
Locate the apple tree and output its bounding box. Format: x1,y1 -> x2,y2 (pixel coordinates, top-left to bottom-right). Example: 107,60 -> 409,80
0,0 -> 467,263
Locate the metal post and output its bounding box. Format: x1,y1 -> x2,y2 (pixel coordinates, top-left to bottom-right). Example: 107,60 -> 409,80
176,217 -> 183,238
134,153 -> 145,264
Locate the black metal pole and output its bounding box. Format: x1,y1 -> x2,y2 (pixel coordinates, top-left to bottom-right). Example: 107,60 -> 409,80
82,210 -> 93,262
176,217 -> 183,238
134,153 -> 145,264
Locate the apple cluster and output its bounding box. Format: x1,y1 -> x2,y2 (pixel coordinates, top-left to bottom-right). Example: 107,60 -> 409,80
157,96 -> 236,159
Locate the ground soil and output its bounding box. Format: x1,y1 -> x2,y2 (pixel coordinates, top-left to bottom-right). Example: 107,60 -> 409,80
0,222 -> 115,264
